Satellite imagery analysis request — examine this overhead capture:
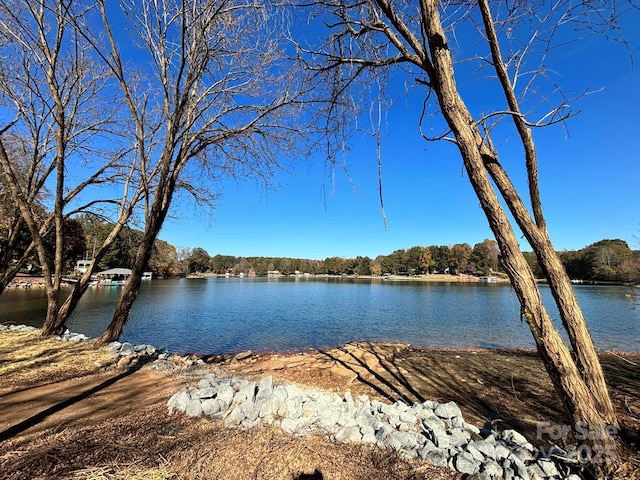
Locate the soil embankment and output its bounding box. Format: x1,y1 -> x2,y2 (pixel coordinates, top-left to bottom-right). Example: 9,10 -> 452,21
0,330 -> 638,479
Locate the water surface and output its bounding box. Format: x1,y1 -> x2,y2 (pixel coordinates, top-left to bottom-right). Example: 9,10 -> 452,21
1,278 -> 637,354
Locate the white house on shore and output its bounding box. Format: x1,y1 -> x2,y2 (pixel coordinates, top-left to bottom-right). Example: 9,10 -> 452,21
91,268 -> 153,286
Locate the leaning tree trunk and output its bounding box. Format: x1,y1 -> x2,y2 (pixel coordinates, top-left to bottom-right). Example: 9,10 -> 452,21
420,0 -> 618,469
481,155 -> 617,427
99,181 -> 175,343
52,217 -> 132,332
474,0 -> 615,424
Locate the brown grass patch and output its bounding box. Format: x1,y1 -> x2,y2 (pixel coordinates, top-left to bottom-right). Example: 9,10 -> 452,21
2,330 -> 638,479
0,331 -> 458,480
0,330 -> 114,392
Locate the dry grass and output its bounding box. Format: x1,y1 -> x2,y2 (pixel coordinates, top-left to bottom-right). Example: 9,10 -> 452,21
1,330 -> 638,480
0,330 -> 114,391
0,330 -> 457,480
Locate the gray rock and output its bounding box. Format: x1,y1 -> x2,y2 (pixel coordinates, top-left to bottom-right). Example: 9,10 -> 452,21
399,410 -> 418,425
466,444 -> 485,463
388,414 -> 402,429
144,345 -> 157,355
240,399 -> 256,418
246,398 -> 269,421
463,421 -> 481,435
119,342 -> 135,356
197,378 -> 212,389
481,459 -> 503,478
511,446 -> 535,463
316,403 -> 342,430
360,425 -> 376,443
392,400 -> 410,411
185,398 -> 203,417
281,417 -> 304,434
494,442 -> 511,461
537,458 -> 559,477
235,381 -> 256,403
375,423 -> 393,444
354,412 -> 378,430
501,429 -> 528,446
435,401 -> 462,420
335,425 -> 362,443
224,405 -> 246,427
337,409 -> 357,428
417,441 -> 437,459
470,439 -> 496,459
343,391 -> 354,405
421,400 -> 439,410
454,451 -> 479,475
201,398 -> 221,416
425,448 -> 449,467
195,387 -> 217,399
256,376 -> 274,400
430,427 -> 450,449
285,394 -> 304,419
233,350 -> 252,361
285,383 -> 305,400
422,415 -> 446,431
385,431 -> 404,451
396,431 -> 420,450
526,463 -> 545,480
167,390 -> 191,414
507,452 -> 528,477
216,384 -> 235,407
503,467 -> 516,480
413,405 -> 435,420
448,428 -> 471,447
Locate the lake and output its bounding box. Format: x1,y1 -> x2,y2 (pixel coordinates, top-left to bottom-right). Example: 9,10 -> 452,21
1,278 -> 638,354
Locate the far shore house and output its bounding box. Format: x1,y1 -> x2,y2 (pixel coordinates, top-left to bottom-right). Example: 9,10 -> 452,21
93,268 -> 152,286
75,259 -> 92,273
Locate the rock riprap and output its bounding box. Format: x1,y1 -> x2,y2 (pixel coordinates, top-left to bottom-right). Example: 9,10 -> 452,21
1,324 -> 91,342
168,374 -> 574,480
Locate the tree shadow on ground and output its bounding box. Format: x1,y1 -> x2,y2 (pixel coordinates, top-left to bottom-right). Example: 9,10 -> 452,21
0,355 -> 160,443
319,343 -> 640,450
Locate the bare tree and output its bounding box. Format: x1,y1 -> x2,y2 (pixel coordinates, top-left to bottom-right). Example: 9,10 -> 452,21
80,0 -> 306,342
0,0 -> 144,334
0,134 -> 43,293
296,0 -> 636,473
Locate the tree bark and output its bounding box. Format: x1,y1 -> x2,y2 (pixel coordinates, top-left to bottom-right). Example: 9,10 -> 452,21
99,177 -> 175,343
419,0 -> 617,464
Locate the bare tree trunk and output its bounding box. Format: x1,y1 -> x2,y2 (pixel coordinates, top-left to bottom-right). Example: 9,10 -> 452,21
99,182 -> 174,343
99,216 -> 166,343
54,216 -> 133,331
419,0 -> 617,465
484,157 -> 617,425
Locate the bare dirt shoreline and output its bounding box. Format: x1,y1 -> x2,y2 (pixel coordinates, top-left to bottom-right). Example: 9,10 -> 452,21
0,330 -> 638,479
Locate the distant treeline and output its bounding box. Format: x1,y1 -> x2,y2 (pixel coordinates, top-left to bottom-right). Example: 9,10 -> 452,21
182,238 -> 640,283
7,214 -> 637,283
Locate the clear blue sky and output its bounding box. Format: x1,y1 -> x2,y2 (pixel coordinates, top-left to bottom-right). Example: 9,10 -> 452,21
158,11 -> 640,261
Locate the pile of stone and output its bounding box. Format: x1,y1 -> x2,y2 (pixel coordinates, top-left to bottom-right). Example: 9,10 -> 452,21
106,340 -> 164,358
168,374 -> 578,480
1,324 -> 90,342
0,324 -> 39,332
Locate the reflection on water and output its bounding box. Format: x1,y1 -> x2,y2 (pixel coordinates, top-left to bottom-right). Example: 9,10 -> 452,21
0,278 -> 638,354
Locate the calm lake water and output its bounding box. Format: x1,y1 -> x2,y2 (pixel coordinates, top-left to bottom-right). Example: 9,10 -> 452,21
1,278 -> 638,354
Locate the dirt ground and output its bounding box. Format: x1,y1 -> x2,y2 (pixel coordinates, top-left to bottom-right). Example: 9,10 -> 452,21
0,330 -> 638,480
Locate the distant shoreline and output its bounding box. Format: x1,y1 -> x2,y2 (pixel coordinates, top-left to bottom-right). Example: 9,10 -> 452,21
199,272 -> 510,283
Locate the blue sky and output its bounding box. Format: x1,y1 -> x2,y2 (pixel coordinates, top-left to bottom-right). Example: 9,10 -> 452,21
158,9 -> 640,261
